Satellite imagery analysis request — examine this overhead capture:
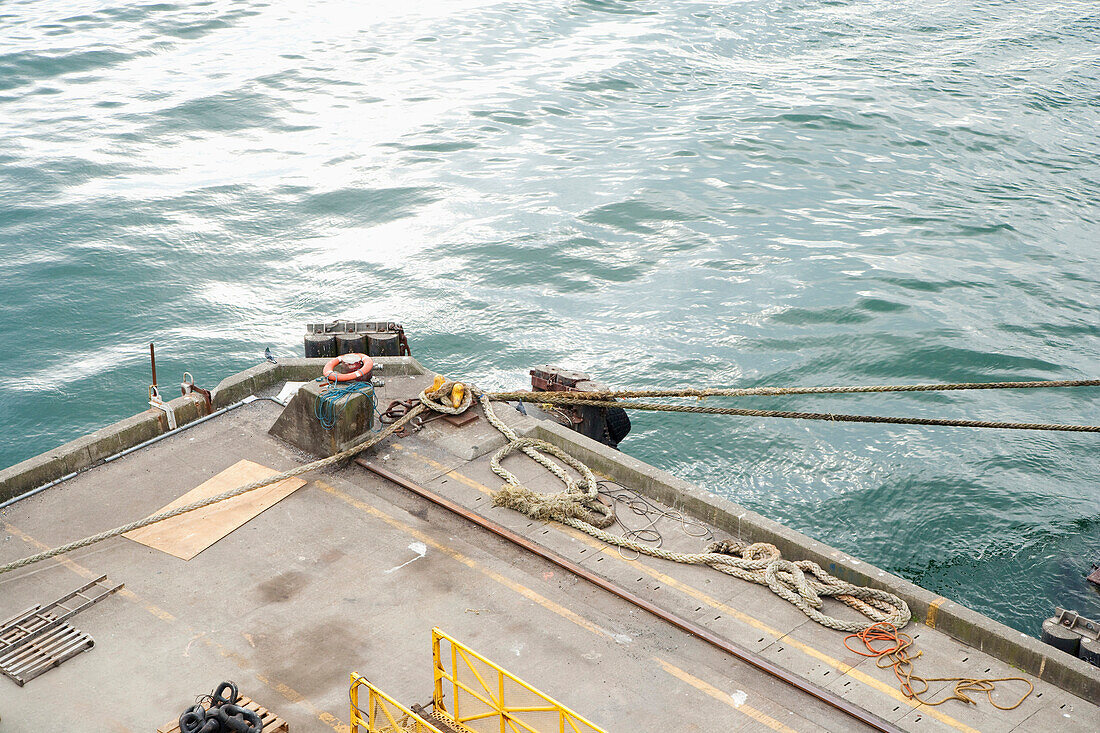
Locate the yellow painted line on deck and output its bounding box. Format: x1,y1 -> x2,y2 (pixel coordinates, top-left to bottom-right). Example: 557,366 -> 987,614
314,480 -> 609,639
2,522 -> 178,623
387,454 -> 981,733
390,444 -> 489,494
1,519 -> 349,733
654,657 -> 801,733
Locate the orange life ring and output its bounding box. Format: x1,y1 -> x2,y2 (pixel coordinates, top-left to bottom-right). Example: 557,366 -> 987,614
323,353 -> 374,382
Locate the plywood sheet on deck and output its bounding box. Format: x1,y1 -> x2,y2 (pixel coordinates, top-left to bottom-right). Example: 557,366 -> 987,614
124,459 -> 306,560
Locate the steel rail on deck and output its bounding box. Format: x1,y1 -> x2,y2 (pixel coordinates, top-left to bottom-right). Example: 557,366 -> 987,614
357,459 -> 904,733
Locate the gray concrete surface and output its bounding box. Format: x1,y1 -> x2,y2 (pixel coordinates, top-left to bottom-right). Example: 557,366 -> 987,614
379,430 -> 1100,733
528,411 -> 1100,703
1,397 -> 865,733
1,359 -> 1098,733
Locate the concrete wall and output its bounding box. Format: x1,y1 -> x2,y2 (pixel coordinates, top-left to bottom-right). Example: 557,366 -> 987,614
0,357 -> 425,504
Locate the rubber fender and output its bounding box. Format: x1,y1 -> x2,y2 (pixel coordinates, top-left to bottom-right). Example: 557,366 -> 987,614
1041,618 -> 1080,656
336,332 -> 367,355
606,406 -> 631,445
1079,636 -> 1100,668
367,332 -> 400,356
304,333 -> 337,358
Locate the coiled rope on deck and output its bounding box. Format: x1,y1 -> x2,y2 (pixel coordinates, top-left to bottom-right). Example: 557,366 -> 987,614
477,391 -> 912,632
475,378 -> 1095,628
315,381 -> 376,430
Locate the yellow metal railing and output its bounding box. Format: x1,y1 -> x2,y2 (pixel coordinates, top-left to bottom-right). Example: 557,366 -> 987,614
351,673 -> 444,733
431,627 -> 606,733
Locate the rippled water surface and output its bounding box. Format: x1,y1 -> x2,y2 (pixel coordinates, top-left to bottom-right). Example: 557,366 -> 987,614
1,0 -> 1098,635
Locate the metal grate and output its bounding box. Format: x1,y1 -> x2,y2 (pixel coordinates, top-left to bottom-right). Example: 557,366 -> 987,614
424,711 -> 475,733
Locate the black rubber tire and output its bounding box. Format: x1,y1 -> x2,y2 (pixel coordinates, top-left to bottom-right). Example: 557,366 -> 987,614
605,406 -> 631,445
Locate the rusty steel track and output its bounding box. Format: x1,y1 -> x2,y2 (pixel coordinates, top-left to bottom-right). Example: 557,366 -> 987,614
357,459 -> 903,733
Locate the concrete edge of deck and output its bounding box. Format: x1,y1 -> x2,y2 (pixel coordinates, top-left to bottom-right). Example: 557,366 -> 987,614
2,357 -> 1097,703
528,419 -> 1100,702
0,357 -> 426,504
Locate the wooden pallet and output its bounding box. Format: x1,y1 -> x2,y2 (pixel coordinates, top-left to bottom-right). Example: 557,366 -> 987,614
0,575 -> 120,658
0,619 -> 93,686
156,695 -> 288,732
0,576 -> 121,686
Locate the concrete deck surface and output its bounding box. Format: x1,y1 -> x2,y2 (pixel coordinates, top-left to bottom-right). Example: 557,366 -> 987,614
0,375 -> 1096,733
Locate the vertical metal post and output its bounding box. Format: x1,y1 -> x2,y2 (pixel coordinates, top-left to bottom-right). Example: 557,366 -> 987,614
149,343 -> 158,389
499,668 -> 506,733
451,639 -> 459,723
433,630 -> 445,713
349,673 -> 360,733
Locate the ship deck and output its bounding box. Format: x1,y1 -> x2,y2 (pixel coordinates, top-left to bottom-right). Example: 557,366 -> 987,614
1,371 -> 1098,732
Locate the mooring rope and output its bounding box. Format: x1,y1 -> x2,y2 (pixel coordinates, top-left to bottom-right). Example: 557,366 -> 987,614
488,397 -> 1100,432
477,391 -> 911,632
485,378 -> 1100,432
488,378 -> 1100,401
0,382 -> 473,578
476,378 -> 1093,628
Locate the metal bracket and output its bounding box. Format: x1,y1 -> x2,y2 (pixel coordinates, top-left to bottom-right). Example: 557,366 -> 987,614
307,320 -> 401,334
149,385 -> 177,430
180,372 -> 213,415
1055,607 -> 1100,640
